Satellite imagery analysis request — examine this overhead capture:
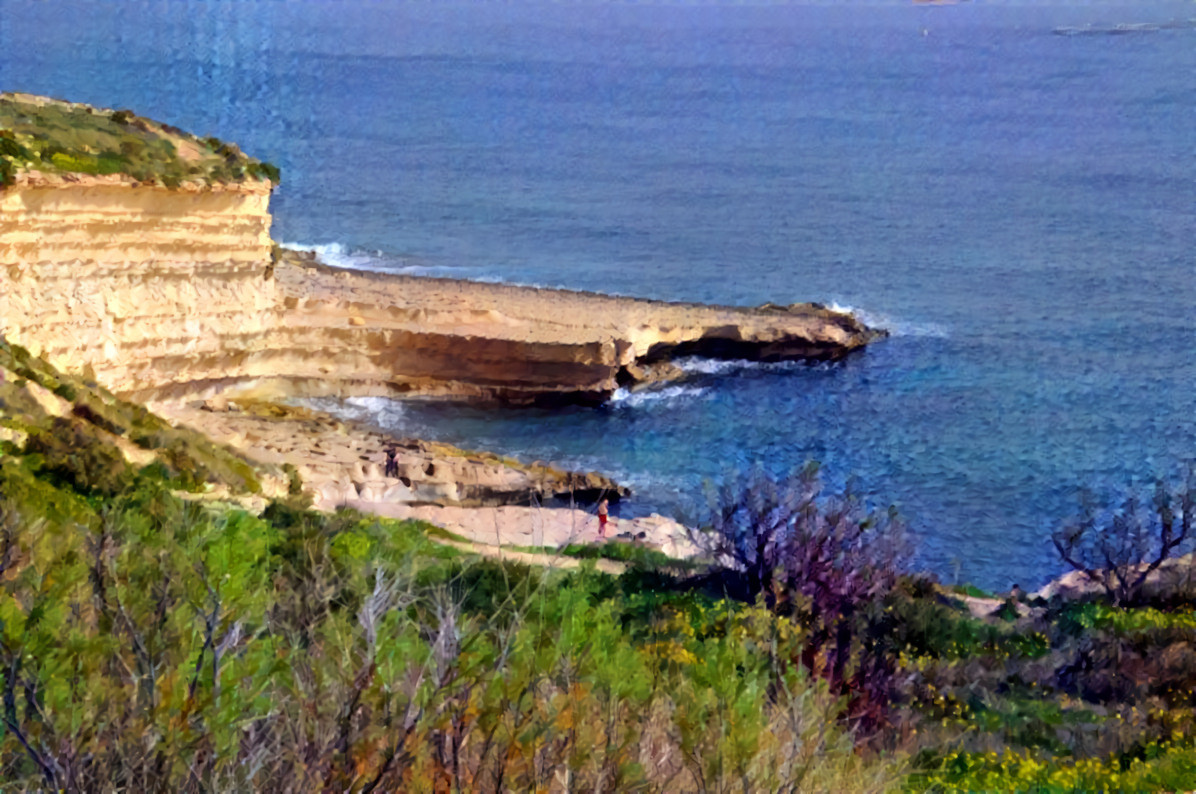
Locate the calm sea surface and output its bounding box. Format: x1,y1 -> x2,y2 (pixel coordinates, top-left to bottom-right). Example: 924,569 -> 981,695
3,1 -> 1194,589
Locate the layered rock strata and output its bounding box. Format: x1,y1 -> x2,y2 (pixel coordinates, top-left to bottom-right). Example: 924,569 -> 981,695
0,175 -> 278,396
254,250 -> 882,406
152,400 -> 628,508
0,177 -> 882,405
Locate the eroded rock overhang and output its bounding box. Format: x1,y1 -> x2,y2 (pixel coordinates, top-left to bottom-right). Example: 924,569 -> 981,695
264,250 -> 886,406
0,178 -> 885,407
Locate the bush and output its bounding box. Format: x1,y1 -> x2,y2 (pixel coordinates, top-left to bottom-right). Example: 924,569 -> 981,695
0,480 -> 901,791
282,462 -> 303,495
698,464 -> 908,609
697,464 -> 910,732
22,416 -> 133,496
560,539 -> 681,570
1053,473 -> 1195,606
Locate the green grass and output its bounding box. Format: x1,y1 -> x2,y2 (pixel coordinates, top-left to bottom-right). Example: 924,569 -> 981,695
0,338 -> 265,494
558,540 -> 692,569
422,523 -> 472,543
0,92 -> 279,187
885,591 -> 1051,662
1057,600 -> 1196,636
506,539 -> 694,571
910,740 -> 1196,793
896,584 -> 1196,792
950,583 -> 995,599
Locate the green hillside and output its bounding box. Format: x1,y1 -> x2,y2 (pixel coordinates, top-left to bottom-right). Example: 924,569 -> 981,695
3,340 -> 1196,789
0,337 -> 267,496
0,93 -> 279,188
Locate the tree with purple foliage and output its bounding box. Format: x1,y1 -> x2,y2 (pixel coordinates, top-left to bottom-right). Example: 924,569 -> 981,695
699,463 -> 909,608
696,463 -> 911,732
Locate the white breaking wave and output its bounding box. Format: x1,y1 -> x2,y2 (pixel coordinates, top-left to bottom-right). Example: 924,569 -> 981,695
283,241 -> 387,271
827,302 -> 948,339
611,385 -> 708,407
673,356 -> 817,376
305,395 -> 407,432
674,357 -> 753,376
343,396 -> 407,430
281,241 -> 468,278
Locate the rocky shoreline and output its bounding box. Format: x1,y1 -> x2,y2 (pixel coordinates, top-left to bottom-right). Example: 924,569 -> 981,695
154,247 -> 883,550
0,93 -> 886,554
153,396 -> 695,556
251,247 -> 885,407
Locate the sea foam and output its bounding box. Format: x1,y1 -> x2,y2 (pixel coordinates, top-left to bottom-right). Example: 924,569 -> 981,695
305,395 -> 408,433
827,302 -> 948,339
282,241 -> 466,278
673,356 -> 822,376
611,385 -> 708,407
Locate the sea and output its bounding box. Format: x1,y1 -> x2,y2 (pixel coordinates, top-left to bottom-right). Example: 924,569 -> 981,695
2,0 -> 1194,591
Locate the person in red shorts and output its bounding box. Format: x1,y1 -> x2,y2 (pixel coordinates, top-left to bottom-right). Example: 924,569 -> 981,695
597,498 -> 609,538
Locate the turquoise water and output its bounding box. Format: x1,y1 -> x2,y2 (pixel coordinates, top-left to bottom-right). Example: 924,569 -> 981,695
3,1 -> 1194,589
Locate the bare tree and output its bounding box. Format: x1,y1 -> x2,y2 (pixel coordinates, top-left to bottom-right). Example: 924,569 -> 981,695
694,464 -> 910,733
696,464 -> 909,611
1053,472 -> 1194,606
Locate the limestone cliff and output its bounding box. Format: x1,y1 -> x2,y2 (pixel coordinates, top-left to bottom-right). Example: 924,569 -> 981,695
0,187 -> 881,406
1,93 -> 884,407
262,252 -> 882,405
0,178 -> 279,396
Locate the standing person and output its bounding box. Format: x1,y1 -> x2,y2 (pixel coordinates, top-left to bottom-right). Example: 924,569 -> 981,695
384,447 -> 398,478
597,498 -> 609,539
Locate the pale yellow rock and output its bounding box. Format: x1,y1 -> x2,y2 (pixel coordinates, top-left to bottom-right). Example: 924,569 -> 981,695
0,179 -> 277,398
23,379 -> 70,418
1,176 -> 879,407
0,426 -> 27,447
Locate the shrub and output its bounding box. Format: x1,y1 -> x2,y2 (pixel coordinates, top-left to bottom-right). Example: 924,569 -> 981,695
698,464 -> 908,609
560,539 -> 681,570
22,416 -> 133,496
157,438 -> 214,491
51,381 -> 78,402
697,464 -> 910,732
0,130 -> 28,159
0,462 -> 905,791
70,397 -> 124,436
1053,473 -> 1195,606
282,462 -> 303,495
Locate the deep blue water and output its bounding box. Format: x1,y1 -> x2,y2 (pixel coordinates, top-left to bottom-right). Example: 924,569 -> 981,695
3,1 -> 1195,590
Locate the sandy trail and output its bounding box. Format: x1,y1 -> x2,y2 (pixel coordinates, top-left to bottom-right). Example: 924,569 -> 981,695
337,498 -> 696,560
431,537 -> 628,575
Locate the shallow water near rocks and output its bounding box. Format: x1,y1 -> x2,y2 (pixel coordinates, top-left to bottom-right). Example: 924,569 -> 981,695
4,1 -> 1195,589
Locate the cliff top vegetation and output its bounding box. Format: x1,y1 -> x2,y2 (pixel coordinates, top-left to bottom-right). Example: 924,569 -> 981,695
0,92 -> 279,189
0,336 -> 268,495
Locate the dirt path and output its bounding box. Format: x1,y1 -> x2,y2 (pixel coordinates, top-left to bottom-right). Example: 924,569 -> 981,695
430,536 -> 627,575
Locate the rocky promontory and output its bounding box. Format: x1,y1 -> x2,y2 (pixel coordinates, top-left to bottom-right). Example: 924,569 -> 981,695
264,249 -> 883,406
1,92 -> 883,544
0,94 -> 883,406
